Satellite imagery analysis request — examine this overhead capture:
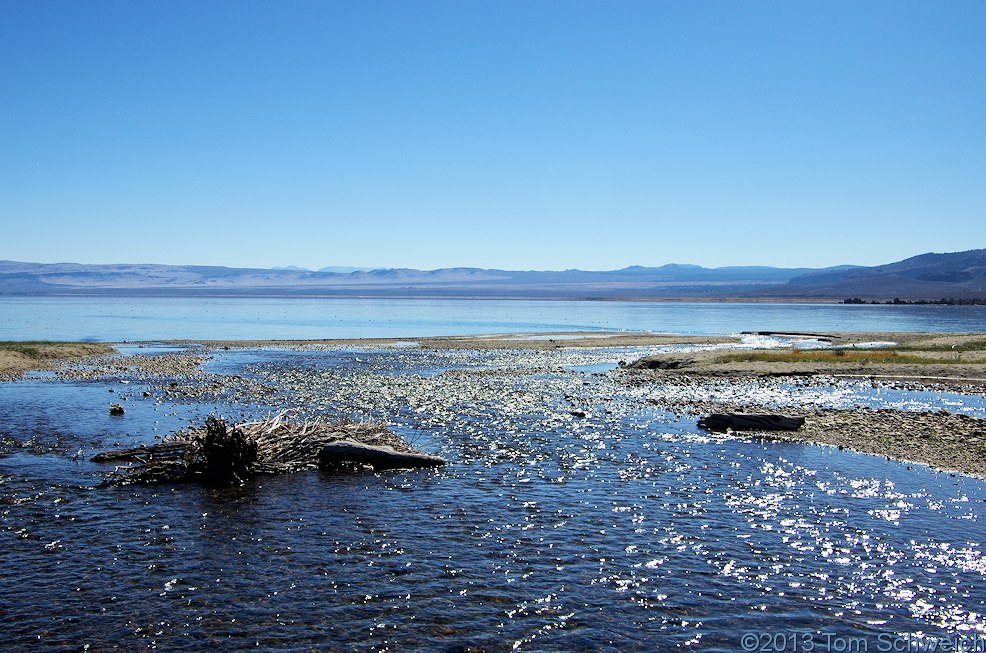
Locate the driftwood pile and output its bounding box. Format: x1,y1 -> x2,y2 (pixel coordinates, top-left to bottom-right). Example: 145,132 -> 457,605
93,411 -> 443,487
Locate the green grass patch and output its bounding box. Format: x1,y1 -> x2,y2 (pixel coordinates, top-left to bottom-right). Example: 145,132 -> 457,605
714,349 -> 960,365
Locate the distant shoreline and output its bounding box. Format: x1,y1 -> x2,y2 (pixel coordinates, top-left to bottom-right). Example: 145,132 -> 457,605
6,291 -> 986,304
1,291 -> 850,303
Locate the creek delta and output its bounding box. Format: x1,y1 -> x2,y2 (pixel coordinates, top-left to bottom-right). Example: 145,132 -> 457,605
1,341 -> 985,652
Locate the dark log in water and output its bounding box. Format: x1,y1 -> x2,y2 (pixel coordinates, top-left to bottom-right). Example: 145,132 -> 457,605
319,441 -> 447,470
698,413 -> 806,432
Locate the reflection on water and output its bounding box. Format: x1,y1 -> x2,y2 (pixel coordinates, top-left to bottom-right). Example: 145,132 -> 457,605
1,346 -> 985,651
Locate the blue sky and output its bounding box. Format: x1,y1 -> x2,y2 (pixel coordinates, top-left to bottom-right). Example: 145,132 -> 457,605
2,1 -> 983,271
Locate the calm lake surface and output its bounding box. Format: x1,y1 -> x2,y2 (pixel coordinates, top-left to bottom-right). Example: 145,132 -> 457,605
1,298 -> 985,651
1,296 -> 985,340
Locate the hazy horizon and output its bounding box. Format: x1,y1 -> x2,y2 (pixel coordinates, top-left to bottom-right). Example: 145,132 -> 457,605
3,256 -> 865,273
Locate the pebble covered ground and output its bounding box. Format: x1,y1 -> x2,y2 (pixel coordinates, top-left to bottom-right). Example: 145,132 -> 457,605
42,335 -> 986,478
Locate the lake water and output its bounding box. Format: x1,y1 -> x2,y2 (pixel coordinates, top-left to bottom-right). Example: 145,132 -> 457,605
1,299 -> 985,651
1,296 -> 985,341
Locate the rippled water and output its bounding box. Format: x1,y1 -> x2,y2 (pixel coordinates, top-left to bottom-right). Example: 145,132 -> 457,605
2,345 -> 985,651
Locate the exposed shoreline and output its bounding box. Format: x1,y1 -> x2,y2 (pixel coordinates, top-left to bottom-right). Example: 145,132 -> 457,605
615,331 -> 986,478
625,331 -> 986,388
4,330 -> 985,478
170,331 -> 737,351
0,342 -> 115,380
5,330 -> 983,378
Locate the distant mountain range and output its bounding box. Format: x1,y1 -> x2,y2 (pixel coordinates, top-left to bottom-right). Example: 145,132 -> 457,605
760,250 -> 986,301
2,250 -> 984,301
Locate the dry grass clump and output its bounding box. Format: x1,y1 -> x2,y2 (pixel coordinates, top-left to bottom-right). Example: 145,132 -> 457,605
715,348 -> 975,365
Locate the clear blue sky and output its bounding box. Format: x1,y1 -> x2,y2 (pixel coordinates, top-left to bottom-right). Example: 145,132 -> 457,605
2,1 -> 983,271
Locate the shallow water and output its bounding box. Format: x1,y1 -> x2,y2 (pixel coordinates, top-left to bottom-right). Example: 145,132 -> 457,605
1,346 -> 985,651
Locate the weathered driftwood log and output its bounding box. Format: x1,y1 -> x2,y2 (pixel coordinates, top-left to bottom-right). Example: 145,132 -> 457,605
319,440 -> 446,470
698,413 -> 806,432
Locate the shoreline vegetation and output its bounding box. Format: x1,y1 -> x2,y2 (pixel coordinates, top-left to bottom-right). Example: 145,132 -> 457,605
843,297 -> 986,305
2,331 -> 985,478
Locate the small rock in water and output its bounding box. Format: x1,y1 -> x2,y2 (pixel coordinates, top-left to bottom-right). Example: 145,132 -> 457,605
109,403 -> 125,416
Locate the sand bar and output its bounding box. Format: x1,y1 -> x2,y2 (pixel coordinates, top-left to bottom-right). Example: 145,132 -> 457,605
0,342 -> 115,379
